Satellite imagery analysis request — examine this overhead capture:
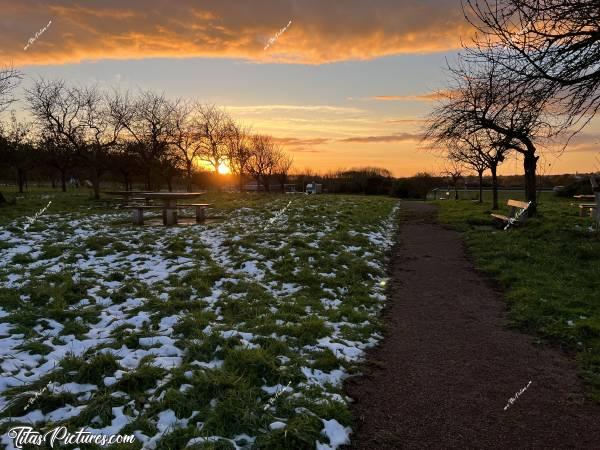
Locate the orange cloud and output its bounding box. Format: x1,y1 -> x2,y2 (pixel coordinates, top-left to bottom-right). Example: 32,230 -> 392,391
370,90 -> 459,102
339,132 -> 422,143
2,0 -> 471,67
271,136 -> 330,153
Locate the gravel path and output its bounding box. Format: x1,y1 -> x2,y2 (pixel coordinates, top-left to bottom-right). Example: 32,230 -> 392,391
345,201 -> 600,449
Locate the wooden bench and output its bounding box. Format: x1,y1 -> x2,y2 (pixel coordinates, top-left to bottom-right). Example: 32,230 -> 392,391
491,199 -> 531,229
177,203 -> 213,223
125,205 -> 177,225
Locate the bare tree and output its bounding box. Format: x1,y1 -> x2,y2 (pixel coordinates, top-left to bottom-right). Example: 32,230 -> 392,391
465,0 -> 600,126
448,141 -> 488,204
424,58 -> 560,213
443,161 -> 464,200
79,87 -> 126,199
194,104 -> 231,175
0,67 -> 22,204
38,133 -> 76,192
441,129 -> 508,208
112,90 -> 176,190
171,100 -> 202,191
226,121 -> 253,191
26,80 -> 124,199
273,151 -> 294,192
111,141 -> 141,191
0,67 -> 21,114
1,112 -> 35,194
247,134 -> 282,192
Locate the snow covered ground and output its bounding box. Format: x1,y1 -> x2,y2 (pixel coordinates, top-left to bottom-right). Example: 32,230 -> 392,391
0,194 -> 399,449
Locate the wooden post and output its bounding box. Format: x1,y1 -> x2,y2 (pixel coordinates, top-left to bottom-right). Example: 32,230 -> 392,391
164,208 -> 177,226
195,206 -> 206,223
132,208 -> 144,225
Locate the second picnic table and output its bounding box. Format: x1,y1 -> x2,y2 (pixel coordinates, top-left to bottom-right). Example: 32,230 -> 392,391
119,192 -> 209,226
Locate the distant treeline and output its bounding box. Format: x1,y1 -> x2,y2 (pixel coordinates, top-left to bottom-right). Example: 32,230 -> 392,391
0,162 -> 593,199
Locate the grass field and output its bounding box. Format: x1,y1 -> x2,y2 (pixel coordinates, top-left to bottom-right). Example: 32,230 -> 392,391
435,192 -> 600,401
0,189 -> 399,449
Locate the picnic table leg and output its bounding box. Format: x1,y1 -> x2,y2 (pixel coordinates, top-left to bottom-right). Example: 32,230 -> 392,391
132,208 -> 144,225
164,200 -> 178,226
195,206 -> 206,223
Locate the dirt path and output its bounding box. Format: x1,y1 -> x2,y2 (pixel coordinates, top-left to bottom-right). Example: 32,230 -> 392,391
345,201 -> 600,449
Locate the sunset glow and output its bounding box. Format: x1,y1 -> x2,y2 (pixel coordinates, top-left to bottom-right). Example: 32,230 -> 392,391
1,0 -> 598,175
217,162 -> 231,175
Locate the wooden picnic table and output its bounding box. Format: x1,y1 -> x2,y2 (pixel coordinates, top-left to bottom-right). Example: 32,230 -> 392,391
129,192 -> 207,226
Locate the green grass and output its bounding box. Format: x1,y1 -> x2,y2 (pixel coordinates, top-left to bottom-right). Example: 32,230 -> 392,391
435,191 -> 600,401
0,187 -> 398,449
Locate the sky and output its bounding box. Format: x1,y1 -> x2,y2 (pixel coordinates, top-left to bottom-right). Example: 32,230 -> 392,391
1,0 -> 599,176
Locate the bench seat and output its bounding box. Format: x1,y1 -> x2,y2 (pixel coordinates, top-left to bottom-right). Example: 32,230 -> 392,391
490,213 -> 510,222
125,205 -> 177,225
177,203 -> 214,222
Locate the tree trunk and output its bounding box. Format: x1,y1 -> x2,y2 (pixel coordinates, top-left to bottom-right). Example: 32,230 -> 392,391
186,162 -> 193,192
523,151 -> 538,214
478,170 -> 484,203
17,169 -> 25,194
60,170 -> 67,192
0,192 -> 6,205
92,169 -> 101,200
166,176 -> 173,192
491,163 -> 499,210
51,177 -> 56,189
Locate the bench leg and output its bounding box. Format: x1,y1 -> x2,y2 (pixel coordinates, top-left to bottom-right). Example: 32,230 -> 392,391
195,206 -> 206,223
164,208 -> 178,226
132,209 -> 144,225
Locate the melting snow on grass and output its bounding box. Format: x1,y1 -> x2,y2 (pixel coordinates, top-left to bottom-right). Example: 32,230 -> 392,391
0,195 -> 399,449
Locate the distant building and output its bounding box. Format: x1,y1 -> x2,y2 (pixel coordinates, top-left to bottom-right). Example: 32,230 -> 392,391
305,182 -> 323,194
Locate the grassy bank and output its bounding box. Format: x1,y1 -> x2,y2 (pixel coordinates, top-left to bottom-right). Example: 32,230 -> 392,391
435,193 -> 600,401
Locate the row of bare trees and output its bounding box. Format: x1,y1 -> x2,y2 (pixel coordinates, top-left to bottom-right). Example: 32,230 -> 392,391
0,72 -> 293,202
425,0 -> 600,213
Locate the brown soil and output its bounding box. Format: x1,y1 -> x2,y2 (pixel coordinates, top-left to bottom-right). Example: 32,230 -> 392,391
345,201 -> 600,449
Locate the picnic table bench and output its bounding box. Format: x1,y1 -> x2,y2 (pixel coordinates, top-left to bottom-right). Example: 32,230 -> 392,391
177,203 -> 213,223
576,203 -> 598,217
491,199 -> 531,229
125,205 -> 164,225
